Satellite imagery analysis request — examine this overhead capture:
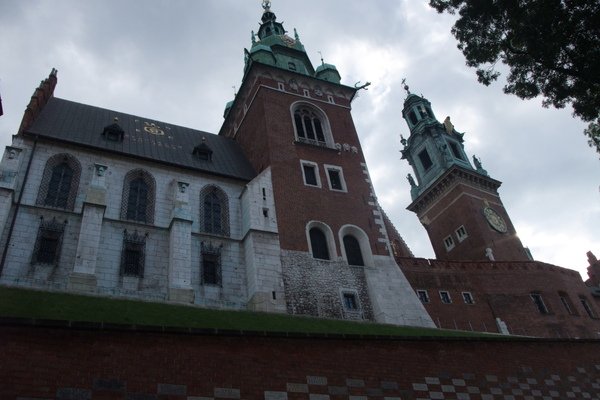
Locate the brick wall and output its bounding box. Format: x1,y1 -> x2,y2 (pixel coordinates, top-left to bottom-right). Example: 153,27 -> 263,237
1,323 -> 600,399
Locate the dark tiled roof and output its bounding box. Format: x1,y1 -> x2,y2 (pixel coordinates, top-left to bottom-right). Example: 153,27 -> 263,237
25,97 -> 256,181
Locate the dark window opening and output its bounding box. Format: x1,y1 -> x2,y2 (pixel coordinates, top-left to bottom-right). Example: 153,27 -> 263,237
45,162 -> 73,208
120,230 -> 146,277
314,119 -> 325,142
303,116 -> 315,140
303,164 -> 318,186
343,235 -> 364,266
201,242 -> 222,286
328,169 -> 343,190
408,110 -> 418,126
126,178 -> 149,223
343,293 -> 358,310
203,192 -> 223,234
560,294 -> 575,315
531,293 -> 549,314
294,108 -> 327,146
449,142 -> 465,160
309,227 -> 329,260
418,149 -> 433,170
32,218 -> 66,265
440,291 -> 452,304
462,292 -> 474,304
418,105 -> 429,118
580,296 -> 597,318
417,290 -> 429,303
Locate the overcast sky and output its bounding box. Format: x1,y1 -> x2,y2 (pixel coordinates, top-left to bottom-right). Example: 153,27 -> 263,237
0,1 -> 598,278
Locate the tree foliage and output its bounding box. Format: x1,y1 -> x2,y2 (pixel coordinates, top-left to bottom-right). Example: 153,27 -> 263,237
429,0 -> 600,155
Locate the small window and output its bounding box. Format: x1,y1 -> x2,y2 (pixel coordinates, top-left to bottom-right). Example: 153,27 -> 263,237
455,226 -> 468,242
309,227 -> 329,260
443,235 -> 455,251
301,161 -> 320,187
580,296 -> 597,318
288,62 -> 297,71
418,149 -> 433,170
32,217 -> 66,265
120,230 -> 146,277
201,242 -> 222,286
303,89 -> 310,97
559,294 -> 575,315
449,141 -> 465,160
462,292 -> 474,304
531,293 -> 549,314
278,82 -> 285,91
342,292 -> 359,311
417,290 -> 429,304
327,95 -> 334,104
408,110 -> 418,126
440,291 -> 452,304
325,165 -> 346,192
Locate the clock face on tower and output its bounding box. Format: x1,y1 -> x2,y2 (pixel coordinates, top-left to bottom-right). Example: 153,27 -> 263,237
483,206 -> 508,233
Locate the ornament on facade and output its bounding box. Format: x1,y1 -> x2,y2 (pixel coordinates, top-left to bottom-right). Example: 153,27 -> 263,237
401,78 -> 410,95
443,116 -> 454,135
262,0 -> 271,12
177,181 -> 189,193
143,122 -> 164,136
351,146 -> 358,154
94,164 -> 107,177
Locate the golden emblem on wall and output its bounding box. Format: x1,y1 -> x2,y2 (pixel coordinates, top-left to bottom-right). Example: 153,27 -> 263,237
143,122 -> 164,135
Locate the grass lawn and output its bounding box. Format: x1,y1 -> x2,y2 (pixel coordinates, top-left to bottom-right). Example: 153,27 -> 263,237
0,285 -> 495,338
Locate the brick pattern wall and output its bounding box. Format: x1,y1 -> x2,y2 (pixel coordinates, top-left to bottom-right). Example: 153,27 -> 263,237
1,325 -> 600,399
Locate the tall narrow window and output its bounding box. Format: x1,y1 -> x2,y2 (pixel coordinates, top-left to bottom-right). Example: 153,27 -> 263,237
343,235 -> 364,266
417,290 -> 430,303
580,296 -> 597,318
531,293 -> 549,314
342,292 -> 359,310
559,292 -> 575,315
37,153 -> 81,211
418,149 -> 433,170
121,170 -> 155,224
32,217 -> 66,265
309,227 -> 329,260
439,291 -> 452,304
200,186 -> 230,237
201,242 -> 222,286
120,230 -> 146,277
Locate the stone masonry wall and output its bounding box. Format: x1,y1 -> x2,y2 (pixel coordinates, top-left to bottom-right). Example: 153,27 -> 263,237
1,323 -> 600,399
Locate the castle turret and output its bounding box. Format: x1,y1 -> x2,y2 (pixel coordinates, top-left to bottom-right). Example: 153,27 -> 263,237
401,86 -> 528,262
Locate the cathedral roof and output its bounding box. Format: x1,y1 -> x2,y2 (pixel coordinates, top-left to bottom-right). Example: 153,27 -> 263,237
24,97 -> 256,181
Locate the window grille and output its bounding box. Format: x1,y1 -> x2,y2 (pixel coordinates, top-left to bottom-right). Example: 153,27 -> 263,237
199,186 -> 230,236
31,217 -> 67,265
309,227 -> 329,260
120,169 -> 155,224
201,241 -> 222,286
120,229 -> 147,277
37,153 -> 81,210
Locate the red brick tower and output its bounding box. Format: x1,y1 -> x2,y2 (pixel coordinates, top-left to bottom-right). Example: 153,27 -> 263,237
400,86 -> 529,261
219,3 -> 433,327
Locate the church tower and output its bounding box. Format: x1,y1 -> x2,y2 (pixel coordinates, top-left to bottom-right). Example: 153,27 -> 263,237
219,2 -> 433,327
401,86 -> 529,262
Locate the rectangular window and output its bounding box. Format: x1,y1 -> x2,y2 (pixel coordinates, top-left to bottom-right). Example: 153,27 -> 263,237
455,226 -> 468,242
449,141 -> 465,160
580,296 -> 597,318
443,235 -> 455,251
462,292 -> 474,304
32,217 -> 66,265
202,253 -> 221,285
327,95 -> 334,104
417,289 -> 430,304
439,291 -> 452,304
530,293 -> 549,314
342,292 -> 359,310
301,161 -> 320,187
303,89 -> 310,97
324,165 -> 347,192
277,82 -> 285,91
418,149 -> 433,170
121,230 -> 146,277
559,293 -> 575,315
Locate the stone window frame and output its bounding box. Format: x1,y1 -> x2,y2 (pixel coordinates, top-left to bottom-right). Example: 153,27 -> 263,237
416,289 -> 430,304
120,229 -> 147,278
530,292 -> 549,314
201,241 -> 223,287
339,288 -> 363,320
31,216 -> 67,266
290,101 -> 334,148
306,220 -> 337,261
579,295 -> 598,319
455,225 -> 468,242
199,185 -> 230,237
300,160 -> 321,188
558,291 -> 577,316
439,290 -> 452,304
443,235 -> 455,251
462,291 -> 475,304
324,164 -> 347,192
36,153 -> 81,211
338,224 -> 374,267
120,169 -> 156,224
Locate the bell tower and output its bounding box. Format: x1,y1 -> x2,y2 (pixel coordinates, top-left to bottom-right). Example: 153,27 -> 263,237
218,3 -> 434,327
401,85 -> 529,262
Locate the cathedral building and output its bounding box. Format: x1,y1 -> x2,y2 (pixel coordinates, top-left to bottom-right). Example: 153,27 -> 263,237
0,3 -> 598,338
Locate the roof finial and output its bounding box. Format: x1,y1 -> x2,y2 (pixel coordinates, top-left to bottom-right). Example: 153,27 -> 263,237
401,78 -> 411,95
262,0 -> 271,12
318,51 -> 324,66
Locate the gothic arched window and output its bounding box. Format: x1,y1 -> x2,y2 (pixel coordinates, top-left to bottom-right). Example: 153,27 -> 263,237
37,153 -> 81,211
292,103 -> 332,147
200,185 -> 229,237
309,227 -> 329,260
121,169 -> 155,224
343,234 -> 364,266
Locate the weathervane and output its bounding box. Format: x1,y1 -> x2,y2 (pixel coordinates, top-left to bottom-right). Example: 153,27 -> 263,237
262,0 -> 271,12
401,78 -> 410,95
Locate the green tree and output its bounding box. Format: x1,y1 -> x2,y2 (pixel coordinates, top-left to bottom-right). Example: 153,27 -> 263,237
429,0 -> 600,155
